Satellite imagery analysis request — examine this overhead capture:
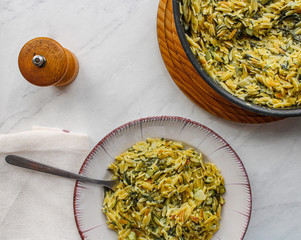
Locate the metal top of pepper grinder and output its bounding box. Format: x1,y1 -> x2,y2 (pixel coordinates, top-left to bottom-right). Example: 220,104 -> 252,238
32,55 -> 46,67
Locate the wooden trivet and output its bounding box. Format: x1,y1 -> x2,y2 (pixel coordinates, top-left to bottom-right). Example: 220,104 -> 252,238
157,0 -> 283,123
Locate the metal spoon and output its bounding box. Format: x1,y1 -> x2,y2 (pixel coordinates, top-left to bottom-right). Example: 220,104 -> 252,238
5,155 -> 118,190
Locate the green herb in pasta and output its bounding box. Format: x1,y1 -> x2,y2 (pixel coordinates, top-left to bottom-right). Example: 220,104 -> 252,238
103,138 -> 225,240
180,0 -> 301,108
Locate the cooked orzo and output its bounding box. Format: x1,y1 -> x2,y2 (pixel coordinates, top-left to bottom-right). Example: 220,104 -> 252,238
180,0 -> 301,108
103,138 -> 225,240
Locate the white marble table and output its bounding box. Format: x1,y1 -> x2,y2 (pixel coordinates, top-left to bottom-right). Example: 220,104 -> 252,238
1,0 -> 301,239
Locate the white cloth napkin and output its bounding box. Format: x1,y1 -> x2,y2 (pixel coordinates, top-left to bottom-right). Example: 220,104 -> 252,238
0,127 -> 89,240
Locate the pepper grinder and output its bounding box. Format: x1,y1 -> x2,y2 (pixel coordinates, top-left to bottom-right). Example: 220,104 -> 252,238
18,37 -> 79,87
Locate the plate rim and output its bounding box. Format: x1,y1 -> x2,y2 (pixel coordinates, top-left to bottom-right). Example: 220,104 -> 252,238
73,115 -> 252,239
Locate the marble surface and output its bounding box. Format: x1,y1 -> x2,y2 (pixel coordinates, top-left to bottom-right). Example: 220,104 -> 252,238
1,0 -> 301,239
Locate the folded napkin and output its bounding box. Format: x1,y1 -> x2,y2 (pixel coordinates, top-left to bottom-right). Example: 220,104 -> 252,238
0,127 -> 89,240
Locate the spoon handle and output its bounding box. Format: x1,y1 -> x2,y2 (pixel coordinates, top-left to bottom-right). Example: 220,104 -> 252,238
5,155 -> 116,189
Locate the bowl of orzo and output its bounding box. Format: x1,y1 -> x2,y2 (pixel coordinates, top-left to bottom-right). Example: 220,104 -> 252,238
173,0 -> 301,117
73,116 -> 251,240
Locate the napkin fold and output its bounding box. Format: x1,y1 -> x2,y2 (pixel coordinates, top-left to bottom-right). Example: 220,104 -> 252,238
0,127 -> 89,240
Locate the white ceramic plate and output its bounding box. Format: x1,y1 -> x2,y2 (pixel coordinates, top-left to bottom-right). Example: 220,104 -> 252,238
74,116 -> 252,240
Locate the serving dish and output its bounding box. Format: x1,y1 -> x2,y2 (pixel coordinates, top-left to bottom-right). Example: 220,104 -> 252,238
172,0 -> 301,117
73,116 -> 252,239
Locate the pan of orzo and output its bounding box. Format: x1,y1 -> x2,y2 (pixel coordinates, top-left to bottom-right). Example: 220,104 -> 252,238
173,0 -> 301,117
73,116 -> 252,240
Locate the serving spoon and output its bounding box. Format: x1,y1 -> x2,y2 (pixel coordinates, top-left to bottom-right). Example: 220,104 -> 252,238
5,155 -> 118,190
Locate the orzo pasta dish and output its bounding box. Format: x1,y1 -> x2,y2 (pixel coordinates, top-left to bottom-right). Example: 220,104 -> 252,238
103,138 -> 225,240
180,0 -> 301,108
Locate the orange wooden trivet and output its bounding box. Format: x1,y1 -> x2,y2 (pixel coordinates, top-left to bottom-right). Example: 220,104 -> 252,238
157,0 -> 283,123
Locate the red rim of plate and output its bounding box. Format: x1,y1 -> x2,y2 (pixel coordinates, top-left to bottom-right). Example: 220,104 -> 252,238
73,115 -> 252,239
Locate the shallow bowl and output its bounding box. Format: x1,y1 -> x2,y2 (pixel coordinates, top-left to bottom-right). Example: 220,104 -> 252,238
74,116 -> 252,239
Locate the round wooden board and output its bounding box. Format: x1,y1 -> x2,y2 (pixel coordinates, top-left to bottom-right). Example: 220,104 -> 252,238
157,0 -> 283,123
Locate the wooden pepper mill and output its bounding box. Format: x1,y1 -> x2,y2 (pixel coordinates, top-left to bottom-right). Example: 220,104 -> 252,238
18,37 -> 79,87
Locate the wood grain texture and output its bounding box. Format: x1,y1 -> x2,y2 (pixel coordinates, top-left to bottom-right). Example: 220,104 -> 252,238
157,0 -> 283,123
54,49 -> 79,86
18,37 -> 78,87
